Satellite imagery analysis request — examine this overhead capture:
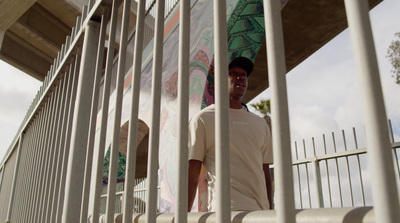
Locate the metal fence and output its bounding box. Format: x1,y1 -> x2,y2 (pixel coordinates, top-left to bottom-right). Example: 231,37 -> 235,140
291,121 -> 400,209
128,122 -> 400,212
0,0 -> 399,223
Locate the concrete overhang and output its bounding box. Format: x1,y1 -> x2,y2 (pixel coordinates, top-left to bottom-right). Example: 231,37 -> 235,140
0,0 -> 142,81
0,0 -> 382,89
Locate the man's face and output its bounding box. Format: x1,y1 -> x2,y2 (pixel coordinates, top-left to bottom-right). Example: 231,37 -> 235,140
228,66 -> 248,97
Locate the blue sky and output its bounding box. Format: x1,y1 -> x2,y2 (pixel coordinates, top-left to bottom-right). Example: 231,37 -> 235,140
1,0 -> 400,164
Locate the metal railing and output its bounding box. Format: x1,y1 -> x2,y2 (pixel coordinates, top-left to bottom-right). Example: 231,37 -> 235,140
128,123 -> 400,212
0,0 -> 399,223
291,122 -> 400,209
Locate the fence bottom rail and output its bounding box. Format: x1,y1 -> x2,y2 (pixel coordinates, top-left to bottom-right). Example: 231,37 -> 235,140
95,206 -> 385,223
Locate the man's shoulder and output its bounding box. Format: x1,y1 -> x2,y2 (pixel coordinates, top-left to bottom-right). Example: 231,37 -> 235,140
196,104 -> 215,116
190,104 -> 215,122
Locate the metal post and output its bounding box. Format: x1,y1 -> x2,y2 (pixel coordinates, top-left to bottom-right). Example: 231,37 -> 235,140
122,0 -> 146,222
31,93 -> 55,223
295,143 -> 303,208
263,0 -> 295,222
344,0 -> 400,222
55,54 -> 81,223
105,0 -> 130,222
45,73 -> 69,223
213,0 -> 231,222
312,160 -> 324,208
41,78 -> 65,223
24,101 -> 47,223
5,133 -> 24,223
89,1 -> 118,222
14,124 -> 33,222
146,0 -> 165,221
0,166 -> 4,194
175,0 -> 190,222
50,65 -> 74,222
80,12 -> 107,223
62,20 -> 100,223
37,86 -> 58,222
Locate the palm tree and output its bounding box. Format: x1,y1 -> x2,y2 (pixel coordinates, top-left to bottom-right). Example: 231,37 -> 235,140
250,99 -> 271,130
250,99 -> 271,116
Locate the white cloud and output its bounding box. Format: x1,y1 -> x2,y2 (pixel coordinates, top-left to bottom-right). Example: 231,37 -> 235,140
290,105 -> 339,142
0,60 -> 41,159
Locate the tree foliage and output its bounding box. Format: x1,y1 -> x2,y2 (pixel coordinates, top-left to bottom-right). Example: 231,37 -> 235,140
250,99 -> 271,116
387,32 -> 400,85
250,98 -> 271,130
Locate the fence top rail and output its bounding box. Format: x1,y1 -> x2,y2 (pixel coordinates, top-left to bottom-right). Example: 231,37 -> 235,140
291,141 -> 400,166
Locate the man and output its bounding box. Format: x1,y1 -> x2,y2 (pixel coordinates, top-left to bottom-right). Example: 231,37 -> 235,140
188,57 -> 273,212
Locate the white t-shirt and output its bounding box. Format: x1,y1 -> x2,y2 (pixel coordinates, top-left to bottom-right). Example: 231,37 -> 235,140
189,104 -> 273,211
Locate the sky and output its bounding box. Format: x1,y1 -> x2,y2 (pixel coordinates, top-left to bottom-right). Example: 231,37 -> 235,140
0,61 -> 41,161
0,0 -> 399,177
249,0 -> 400,155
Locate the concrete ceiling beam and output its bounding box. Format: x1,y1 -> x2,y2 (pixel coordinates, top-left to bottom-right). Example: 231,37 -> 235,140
0,0 -> 37,31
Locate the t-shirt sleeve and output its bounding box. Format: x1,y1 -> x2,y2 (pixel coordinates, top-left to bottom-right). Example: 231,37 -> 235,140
262,123 -> 273,164
188,115 -> 206,162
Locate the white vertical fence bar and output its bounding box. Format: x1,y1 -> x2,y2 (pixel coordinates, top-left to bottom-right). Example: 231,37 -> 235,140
46,73 -> 69,223
344,0 -> 400,222
213,0 -> 231,222
331,133 -> 344,207
9,130 -> 23,222
312,138 -> 324,208
32,93 -> 55,223
5,133 -> 24,223
12,125 -> 31,222
62,20 -> 100,223
342,130 -> 355,207
51,69 -> 74,223
40,85 -> 60,222
90,2 -> 118,221
56,54 -> 81,223
312,160 -> 323,208
17,125 -> 34,221
146,0 -> 165,221
37,86 -> 57,223
175,0 -> 190,222
122,0 -> 146,222
263,0 -> 295,222
81,13 -> 108,223
25,103 -> 47,223
47,81 -> 66,221
40,80 -> 63,223
0,167 -> 4,192
106,0 -> 130,222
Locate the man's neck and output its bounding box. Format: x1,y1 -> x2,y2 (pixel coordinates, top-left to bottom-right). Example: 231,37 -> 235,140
229,97 -> 243,109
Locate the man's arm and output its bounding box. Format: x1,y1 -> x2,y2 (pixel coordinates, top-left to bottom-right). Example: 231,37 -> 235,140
263,164 -> 274,210
188,159 -> 203,212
